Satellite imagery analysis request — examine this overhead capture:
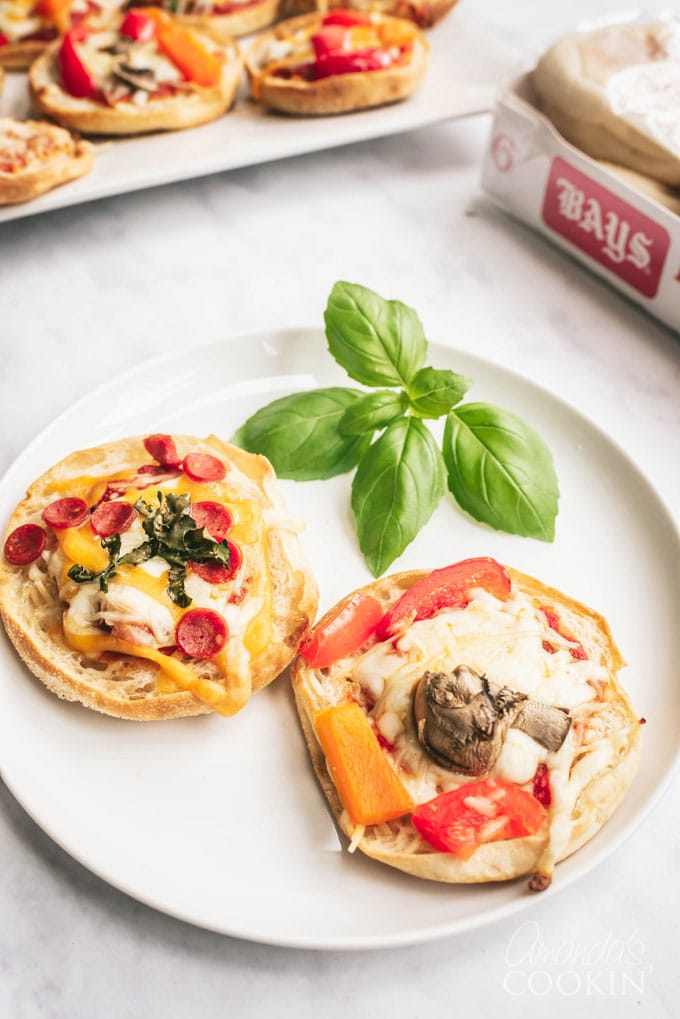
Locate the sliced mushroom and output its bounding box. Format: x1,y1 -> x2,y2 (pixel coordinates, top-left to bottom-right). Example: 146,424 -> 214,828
112,64 -> 158,92
413,665 -> 572,775
413,666 -> 527,775
514,700 -> 572,753
102,38 -> 134,56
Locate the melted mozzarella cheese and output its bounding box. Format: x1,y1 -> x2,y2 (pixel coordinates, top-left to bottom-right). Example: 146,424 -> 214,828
348,587 -> 602,803
96,584 -> 175,644
62,581 -> 175,645
65,582 -> 102,634
494,728 -> 544,785
0,1 -> 43,43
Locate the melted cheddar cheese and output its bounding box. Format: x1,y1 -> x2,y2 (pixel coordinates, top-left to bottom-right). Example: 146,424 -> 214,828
47,465 -> 276,716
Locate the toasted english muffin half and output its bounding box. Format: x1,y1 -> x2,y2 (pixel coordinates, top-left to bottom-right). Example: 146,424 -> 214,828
0,38 -> 51,70
0,117 -> 94,205
245,11 -> 429,116
533,21 -> 680,188
29,24 -> 243,135
0,434 -> 318,720
292,563 -> 641,887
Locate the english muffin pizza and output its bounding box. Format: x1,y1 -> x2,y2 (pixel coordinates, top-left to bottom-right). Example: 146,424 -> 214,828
0,0 -> 122,70
0,434 -> 318,720
280,0 -> 460,30
292,558 -> 641,888
128,0 -> 280,42
245,9 -> 429,115
29,9 -> 243,134
0,116 -> 93,204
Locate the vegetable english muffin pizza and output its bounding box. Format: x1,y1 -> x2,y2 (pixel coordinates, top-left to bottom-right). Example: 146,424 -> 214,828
0,434 -> 318,719
0,0 -> 122,69
292,558 -> 641,889
282,0 -> 460,29
128,0 -> 280,41
29,9 -> 243,135
245,9 -> 429,115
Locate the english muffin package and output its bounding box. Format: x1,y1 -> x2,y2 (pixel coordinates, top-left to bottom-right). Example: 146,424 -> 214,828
481,14 -> 680,333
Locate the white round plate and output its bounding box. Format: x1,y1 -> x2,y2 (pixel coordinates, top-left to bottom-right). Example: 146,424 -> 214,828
1,329 -> 678,950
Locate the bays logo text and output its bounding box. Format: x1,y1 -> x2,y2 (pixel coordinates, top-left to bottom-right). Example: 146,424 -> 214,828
542,157 -> 670,298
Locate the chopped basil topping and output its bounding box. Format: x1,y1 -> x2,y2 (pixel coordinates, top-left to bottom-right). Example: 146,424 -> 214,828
67,492 -> 232,606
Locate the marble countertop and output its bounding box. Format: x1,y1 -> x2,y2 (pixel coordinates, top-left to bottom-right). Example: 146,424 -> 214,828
1,1 -> 678,1016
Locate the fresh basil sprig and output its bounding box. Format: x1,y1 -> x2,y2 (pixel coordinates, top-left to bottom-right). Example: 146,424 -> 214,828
67,492 -> 233,606
234,282 -> 559,577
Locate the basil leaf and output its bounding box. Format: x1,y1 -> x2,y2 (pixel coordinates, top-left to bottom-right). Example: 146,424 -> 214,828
168,566 -> 191,608
118,541 -> 154,569
351,417 -> 446,577
67,564 -> 98,585
233,387 -> 370,480
101,534 -> 121,559
339,390 -> 408,436
407,367 -> 472,418
324,282 -> 427,388
443,403 -> 559,541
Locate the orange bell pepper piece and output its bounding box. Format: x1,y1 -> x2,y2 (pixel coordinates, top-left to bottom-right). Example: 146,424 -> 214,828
378,19 -> 417,48
142,8 -> 223,88
37,0 -> 72,34
314,702 -> 414,826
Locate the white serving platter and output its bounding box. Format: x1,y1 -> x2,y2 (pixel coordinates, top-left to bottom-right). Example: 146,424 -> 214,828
0,12 -> 516,224
0,328 -> 678,950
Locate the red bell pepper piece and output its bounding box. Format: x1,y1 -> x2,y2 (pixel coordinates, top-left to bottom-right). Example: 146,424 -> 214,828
59,30 -> 96,98
412,778 -> 548,859
532,763 -> 551,807
313,48 -> 392,79
377,557 -> 512,640
311,25 -> 351,59
322,10 -> 373,26
299,591 -> 384,669
120,9 -> 157,42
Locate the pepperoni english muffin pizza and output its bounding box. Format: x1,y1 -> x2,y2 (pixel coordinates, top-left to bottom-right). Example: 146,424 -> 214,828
292,558 -> 641,888
245,8 -> 429,115
0,434 -> 318,720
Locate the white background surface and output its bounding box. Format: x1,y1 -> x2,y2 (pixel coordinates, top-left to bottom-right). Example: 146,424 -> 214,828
1,0 -> 679,1015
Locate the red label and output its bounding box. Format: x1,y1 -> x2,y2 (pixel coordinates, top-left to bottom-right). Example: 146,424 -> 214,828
541,157 -> 670,299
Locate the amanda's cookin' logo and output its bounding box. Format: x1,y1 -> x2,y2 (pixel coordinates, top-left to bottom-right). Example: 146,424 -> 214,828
542,157 -> 670,298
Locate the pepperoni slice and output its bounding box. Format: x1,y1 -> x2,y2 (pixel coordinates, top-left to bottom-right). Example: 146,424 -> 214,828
176,608 -> 228,659
182,452 -> 226,483
90,501 -> 136,538
190,541 -> 241,585
190,501 -> 232,541
4,523 -> 46,565
143,434 -> 182,468
41,497 -> 89,530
